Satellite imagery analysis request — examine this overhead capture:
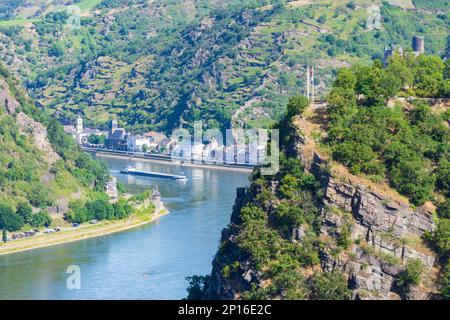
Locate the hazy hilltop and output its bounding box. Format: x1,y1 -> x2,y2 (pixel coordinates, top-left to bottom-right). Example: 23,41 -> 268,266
0,0 -> 448,133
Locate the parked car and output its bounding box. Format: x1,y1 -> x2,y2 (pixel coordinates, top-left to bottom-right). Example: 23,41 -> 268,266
24,230 -> 37,237
72,223 -> 80,227
12,233 -> 25,240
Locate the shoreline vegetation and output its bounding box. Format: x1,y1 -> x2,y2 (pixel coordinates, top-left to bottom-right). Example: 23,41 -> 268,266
0,200 -> 169,256
87,148 -> 254,173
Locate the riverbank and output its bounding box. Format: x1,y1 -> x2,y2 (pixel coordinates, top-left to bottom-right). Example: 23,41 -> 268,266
0,202 -> 169,256
85,148 -> 254,173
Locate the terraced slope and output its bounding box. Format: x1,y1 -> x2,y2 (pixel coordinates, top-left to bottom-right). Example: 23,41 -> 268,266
0,0 -> 448,132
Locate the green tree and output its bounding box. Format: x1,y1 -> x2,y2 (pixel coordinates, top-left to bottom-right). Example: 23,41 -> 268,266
426,219 -> 450,258
412,55 -> 445,97
0,204 -> 24,242
86,199 -> 114,221
440,261 -> 450,299
186,275 -> 208,300
396,259 -> 423,295
16,202 -> 33,224
286,95 -> 309,118
437,199 -> 450,219
310,271 -> 351,300
386,53 -> 413,90
30,211 -> 52,228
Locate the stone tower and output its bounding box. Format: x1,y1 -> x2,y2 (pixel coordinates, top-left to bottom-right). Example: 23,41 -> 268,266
109,118 -> 118,133
412,36 -> 425,55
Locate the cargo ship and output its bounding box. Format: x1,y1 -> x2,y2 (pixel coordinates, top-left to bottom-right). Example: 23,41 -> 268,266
120,166 -> 187,180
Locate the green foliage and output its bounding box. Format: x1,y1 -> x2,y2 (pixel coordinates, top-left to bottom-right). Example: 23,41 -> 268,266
412,55 -> 445,97
310,271 -> 351,300
27,183 -> 54,208
16,202 -> 33,224
413,0 -> 449,10
186,275 -> 209,300
88,134 -> 106,145
327,56 -> 449,205
65,197 -> 132,224
112,198 -> 134,219
436,159 -> 450,197
395,259 -> 423,295
47,119 -> 110,191
437,199 -> 450,219
85,199 -> 114,220
439,261 -> 450,299
426,219 -> 450,259
0,203 -> 23,233
286,95 -> 309,118
30,211 -> 52,228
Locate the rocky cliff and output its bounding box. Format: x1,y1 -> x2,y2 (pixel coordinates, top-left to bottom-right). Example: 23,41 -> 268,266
201,114 -> 439,300
312,152 -> 437,300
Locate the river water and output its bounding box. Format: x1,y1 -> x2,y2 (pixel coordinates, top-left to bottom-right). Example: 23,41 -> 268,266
0,156 -> 249,299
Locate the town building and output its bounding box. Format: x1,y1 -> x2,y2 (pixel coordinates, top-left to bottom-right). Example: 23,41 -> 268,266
127,135 -> 150,152
144,131 -> 168,151
63,116 -> 105,145
106,119 -> 128,150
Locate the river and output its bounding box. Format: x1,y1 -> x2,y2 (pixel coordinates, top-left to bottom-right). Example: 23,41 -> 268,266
0,156 -> 249,299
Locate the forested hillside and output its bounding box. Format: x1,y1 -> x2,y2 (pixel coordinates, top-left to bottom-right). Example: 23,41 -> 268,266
0,63 -> 109,235
0,0 -> 448,132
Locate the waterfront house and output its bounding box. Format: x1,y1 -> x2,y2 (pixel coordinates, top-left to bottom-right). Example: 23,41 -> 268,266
127,134 -> 150,152
144,131 -> 168,151
106,119 -> 128,150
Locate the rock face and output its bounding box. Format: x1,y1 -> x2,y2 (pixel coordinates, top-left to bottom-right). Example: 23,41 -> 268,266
310,152 -> 437,300
16,112 -> 60,165
0,79 -> 19,113
203,187 -> 256,300
316,162 -> 434,238
202,122 -> 438,300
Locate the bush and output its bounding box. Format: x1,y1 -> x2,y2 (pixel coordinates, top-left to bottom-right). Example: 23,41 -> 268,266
426,219 -> 450,258
186,275 -> 209,300
30,211 -> 52,228
437,199 -> 450,219
310,271 -> 351,300
286,95 -> 309,118
396,259 -> 423,295
439,261 -> 450,299
85,199 -> 114,220
0,204 -> 24,233
16,202 -> 33,224
27,184 -> 54,208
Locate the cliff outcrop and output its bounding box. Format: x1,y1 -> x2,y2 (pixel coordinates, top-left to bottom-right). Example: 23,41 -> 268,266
202,112 -> 438,300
